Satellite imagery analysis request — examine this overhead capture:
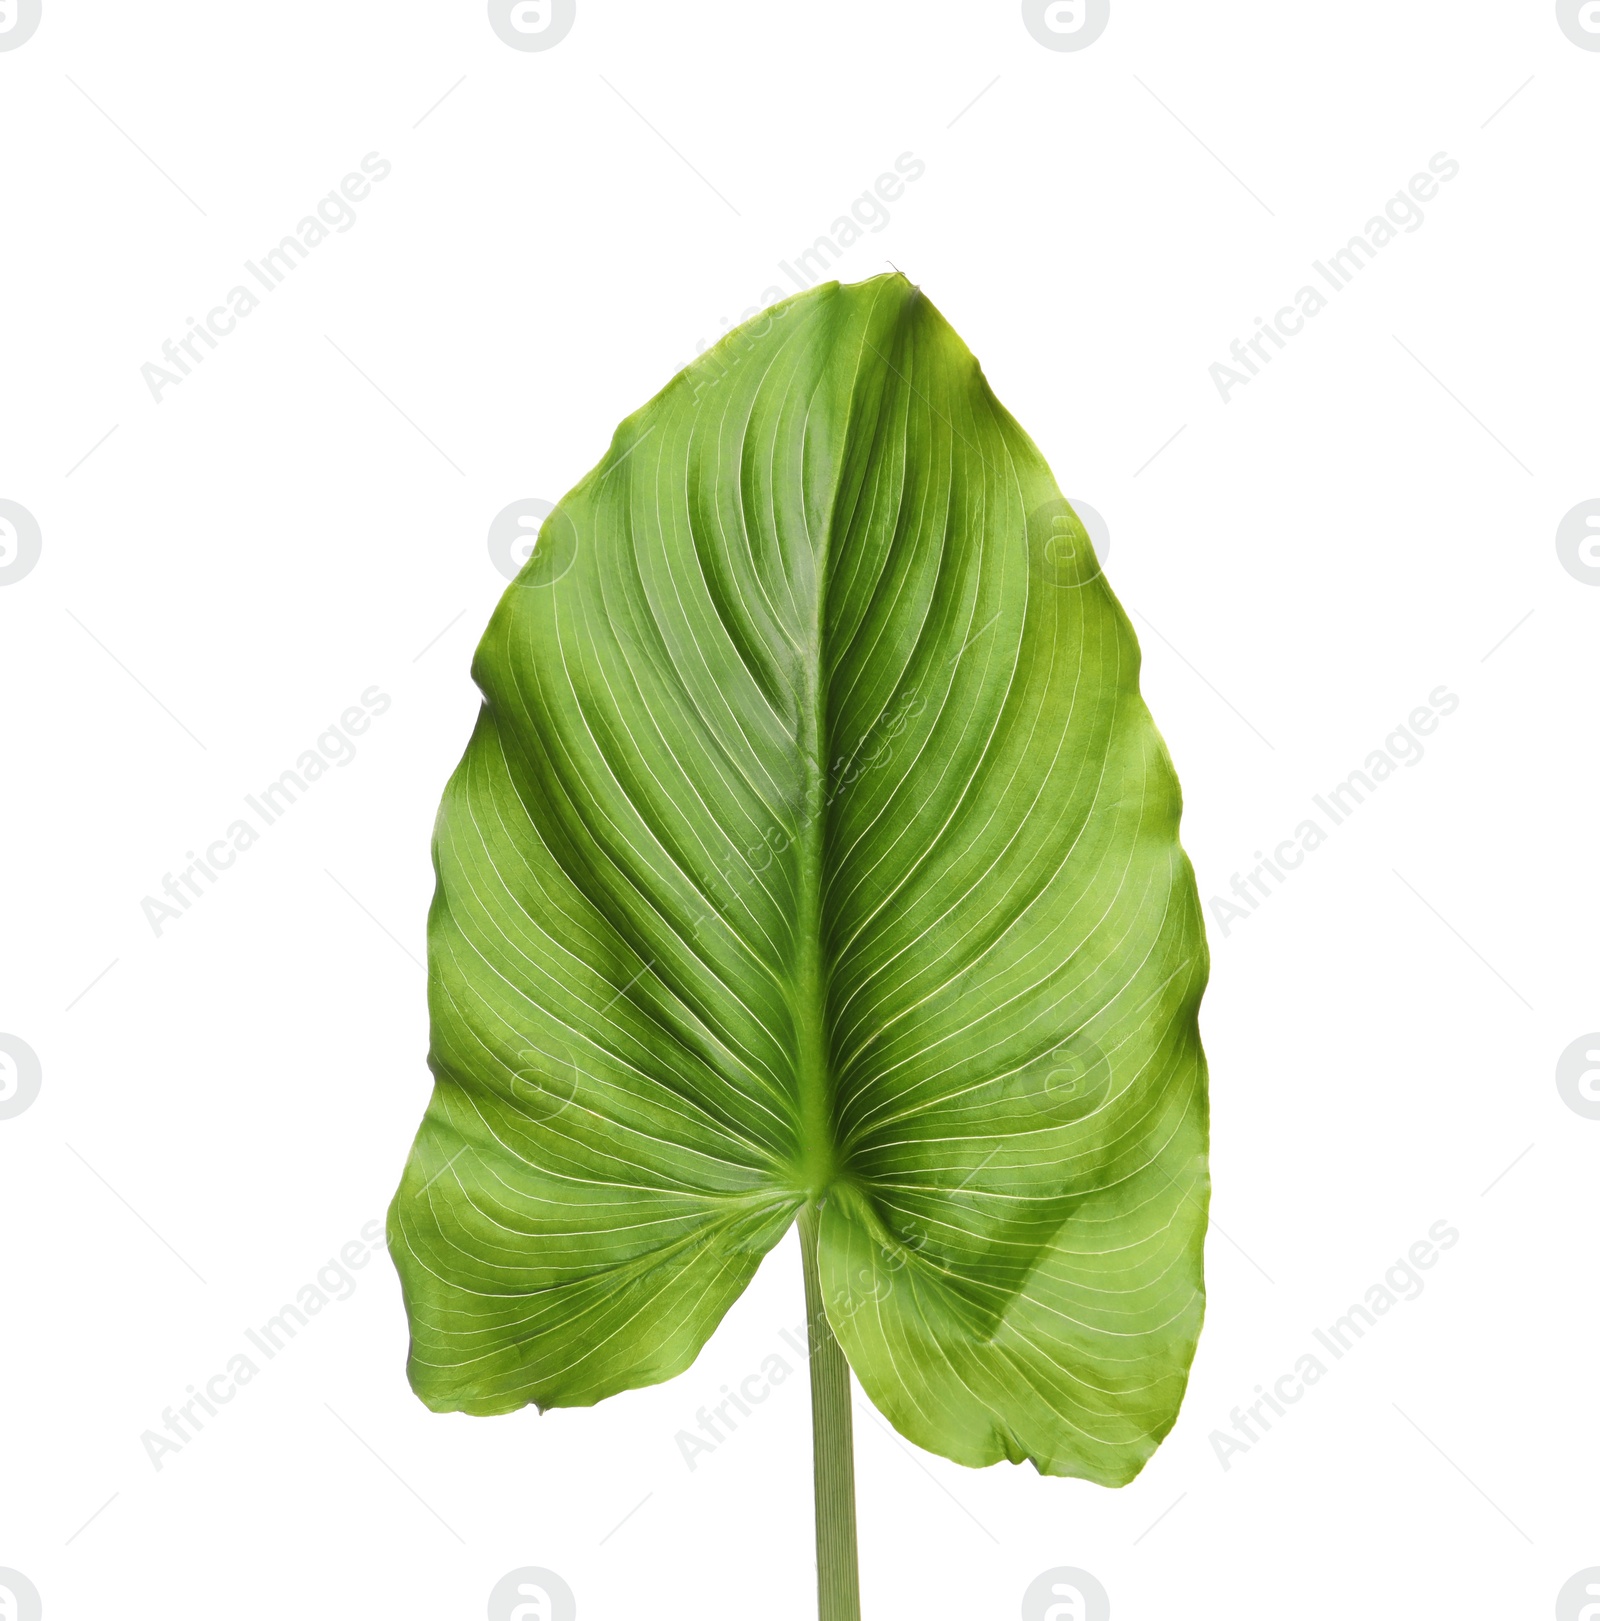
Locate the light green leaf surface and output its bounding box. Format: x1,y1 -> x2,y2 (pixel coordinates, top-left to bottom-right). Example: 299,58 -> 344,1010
389,273 -> 1209,1484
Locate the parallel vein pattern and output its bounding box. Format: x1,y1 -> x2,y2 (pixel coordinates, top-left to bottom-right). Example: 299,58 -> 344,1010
389,274 -> 1209,1482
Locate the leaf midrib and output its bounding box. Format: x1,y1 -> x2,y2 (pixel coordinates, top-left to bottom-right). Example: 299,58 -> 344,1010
790,277 -> 911,1203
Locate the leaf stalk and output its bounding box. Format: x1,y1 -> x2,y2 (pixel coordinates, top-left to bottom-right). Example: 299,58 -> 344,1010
800,1205 -> 861,1621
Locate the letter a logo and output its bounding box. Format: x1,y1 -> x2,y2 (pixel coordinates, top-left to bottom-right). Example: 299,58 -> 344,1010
510,1585 -> 551,1621
1022,1566 -> 1109,1621
488,1566 -> 575,1621
1045,1585 -> 1087,1621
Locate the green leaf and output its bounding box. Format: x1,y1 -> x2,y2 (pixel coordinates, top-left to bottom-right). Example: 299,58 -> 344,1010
389,272 -> 1209,1485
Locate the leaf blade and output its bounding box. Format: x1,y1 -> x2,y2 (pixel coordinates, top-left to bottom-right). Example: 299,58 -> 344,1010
389,273 -> 1209,1477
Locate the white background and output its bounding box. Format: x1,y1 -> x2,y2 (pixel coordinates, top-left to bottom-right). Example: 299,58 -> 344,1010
2,3 -> 1597,1617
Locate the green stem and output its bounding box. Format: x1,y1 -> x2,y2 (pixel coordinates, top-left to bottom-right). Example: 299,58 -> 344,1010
800,1205 -> 861,1621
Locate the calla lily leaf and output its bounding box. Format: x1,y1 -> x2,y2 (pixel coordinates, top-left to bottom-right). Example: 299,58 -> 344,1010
389,272 -> 1209,1486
